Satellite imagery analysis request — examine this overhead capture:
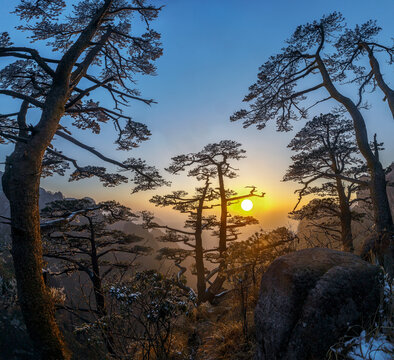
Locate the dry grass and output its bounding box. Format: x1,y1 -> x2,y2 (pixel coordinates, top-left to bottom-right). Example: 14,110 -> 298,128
197,320 -> 254,360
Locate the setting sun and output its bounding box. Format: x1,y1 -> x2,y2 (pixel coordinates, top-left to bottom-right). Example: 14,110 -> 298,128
241,199 -> 253,211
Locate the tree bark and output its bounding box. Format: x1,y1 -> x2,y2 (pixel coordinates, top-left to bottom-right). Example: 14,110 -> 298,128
2,148 -> 70,360
2,82 -> 72,358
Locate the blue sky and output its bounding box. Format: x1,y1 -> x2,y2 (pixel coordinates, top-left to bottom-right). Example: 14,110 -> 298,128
0,0 -> 393,230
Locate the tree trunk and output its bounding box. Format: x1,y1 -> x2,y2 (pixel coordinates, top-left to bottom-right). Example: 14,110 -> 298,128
370,161 -> 394,274
194,201 -> 207,303
91,271 -> 116,357
195,230 -> 207,304
190,179 -> 211,304
328,141 -> 354,253
316,55 -> 393,273
0,3 -> 114,356
206,167 -> 227,303
335,177 -> 354,252
2,83 -> 72,358
217,167 -> 228,256
88,220 -> 116,357
91,264 -> 106,317
360,42 -> 394,119
2,150 -> 70,360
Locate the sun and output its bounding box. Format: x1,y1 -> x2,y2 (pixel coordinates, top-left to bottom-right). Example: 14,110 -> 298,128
241,199 -> 253,211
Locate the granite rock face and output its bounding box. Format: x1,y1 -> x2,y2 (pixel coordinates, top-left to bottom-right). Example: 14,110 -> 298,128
254,248 -> 382,360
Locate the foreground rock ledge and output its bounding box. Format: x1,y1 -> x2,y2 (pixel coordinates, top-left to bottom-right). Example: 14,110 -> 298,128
254,248 -> 382,360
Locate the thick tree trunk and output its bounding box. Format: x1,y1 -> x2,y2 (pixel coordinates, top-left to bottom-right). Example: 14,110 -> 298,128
2,152 -> 70,360
2,86 -> 71,358
316,55 -> 393,273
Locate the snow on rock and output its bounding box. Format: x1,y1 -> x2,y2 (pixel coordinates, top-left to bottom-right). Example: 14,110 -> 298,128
345,330 -> 393,360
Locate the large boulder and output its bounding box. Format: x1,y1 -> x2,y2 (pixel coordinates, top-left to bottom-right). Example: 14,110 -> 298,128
255,248 -> 382,360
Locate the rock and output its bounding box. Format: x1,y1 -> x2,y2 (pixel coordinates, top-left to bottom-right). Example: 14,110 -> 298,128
255,248 -> 382,360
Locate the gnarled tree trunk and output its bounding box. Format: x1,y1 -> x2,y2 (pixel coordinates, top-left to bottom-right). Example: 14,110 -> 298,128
2,146 -> 70,360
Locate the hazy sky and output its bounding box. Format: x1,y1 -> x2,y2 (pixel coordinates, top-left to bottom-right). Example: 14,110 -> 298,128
0,0 -> 393,233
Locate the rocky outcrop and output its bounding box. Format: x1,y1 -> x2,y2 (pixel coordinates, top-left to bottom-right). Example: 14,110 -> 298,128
255,248 -> 382,360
